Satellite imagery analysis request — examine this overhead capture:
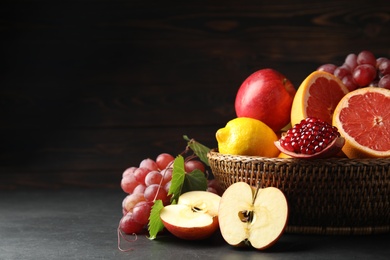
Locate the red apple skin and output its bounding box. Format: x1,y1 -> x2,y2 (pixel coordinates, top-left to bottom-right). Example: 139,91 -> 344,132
161,217 -> 219,240
235,68 -> 296,132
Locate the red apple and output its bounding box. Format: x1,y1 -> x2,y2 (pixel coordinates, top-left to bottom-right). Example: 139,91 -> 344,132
218,182 -> 289,250
235,68 -> 296,132
160,191 -> 221,240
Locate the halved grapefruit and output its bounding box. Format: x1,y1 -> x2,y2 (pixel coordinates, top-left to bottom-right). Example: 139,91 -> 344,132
333,87 -> 390,158
290,71 -> 349,126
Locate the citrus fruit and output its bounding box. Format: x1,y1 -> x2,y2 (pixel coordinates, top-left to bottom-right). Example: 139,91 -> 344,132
290,71 -> 349,126
332,87 -> 390,158
278,152 -> 291,158
216,117 -> 279,157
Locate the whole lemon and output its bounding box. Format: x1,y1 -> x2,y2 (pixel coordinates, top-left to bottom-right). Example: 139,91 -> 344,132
216,117 -> 279,157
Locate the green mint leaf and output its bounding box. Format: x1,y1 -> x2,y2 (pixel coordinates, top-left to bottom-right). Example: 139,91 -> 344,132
183,135 -> 211,166
148,200 -> 165,240
168,155 -> 186,203
181,169 -> 208,194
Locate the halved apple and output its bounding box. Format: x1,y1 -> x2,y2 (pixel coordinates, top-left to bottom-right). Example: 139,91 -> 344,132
160,191 -> 221,240
218,182 -> 288,250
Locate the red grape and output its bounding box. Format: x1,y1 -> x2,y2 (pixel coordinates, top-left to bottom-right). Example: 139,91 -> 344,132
334,65 -> 351,80
121,174 -> 140,194
376,57 -> 388,68
379,74 -> 390,89
207,179 -> 224,196
144,170 -> 163,186
132,201 -> 153,225
156,153 -> 175,169
352,64 -> 377,87
316,50 -> 388,89
163,180 -> 171,193
357,50 -> 376,66
144,184 -> 169,203
123,193 -> 146,212
317,64 -> 337,74
119,212 -> 144,234
133,167 -> 150,185
344,53 -> 358,70
184,160 -> 205,173
378,59 -> 390,75
122,167 -> 137,177
133,183 -> 146,194
139,158 -> 159,171
161,168 -> 173,185
341,74 -> 359,92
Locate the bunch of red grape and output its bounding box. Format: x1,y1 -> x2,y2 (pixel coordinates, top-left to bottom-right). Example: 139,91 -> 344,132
119,152 -> 222,235
317,50 -> 390,91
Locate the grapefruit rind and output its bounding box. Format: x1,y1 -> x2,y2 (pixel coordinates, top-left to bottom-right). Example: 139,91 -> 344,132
291,71 -> 349,127
332,87 -> 390,158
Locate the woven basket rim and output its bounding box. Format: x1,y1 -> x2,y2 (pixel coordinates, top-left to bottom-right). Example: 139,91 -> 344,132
207,148 -> 390,166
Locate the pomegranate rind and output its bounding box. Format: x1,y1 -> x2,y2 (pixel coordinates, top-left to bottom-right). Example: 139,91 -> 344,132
333,87 -> 390,158
291,71 -> 349,126
274,136 -> 345,159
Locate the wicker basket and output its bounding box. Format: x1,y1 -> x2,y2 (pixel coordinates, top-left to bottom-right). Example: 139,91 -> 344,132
207,149 -> 390,235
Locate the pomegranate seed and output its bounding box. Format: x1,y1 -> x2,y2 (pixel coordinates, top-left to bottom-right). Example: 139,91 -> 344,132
280,117 -> 340,155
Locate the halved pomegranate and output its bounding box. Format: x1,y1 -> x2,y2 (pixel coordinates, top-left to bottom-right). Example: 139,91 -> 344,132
274,117 -> 345,159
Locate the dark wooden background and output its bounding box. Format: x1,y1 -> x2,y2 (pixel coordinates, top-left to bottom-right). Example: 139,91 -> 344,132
1,0 -> 389,189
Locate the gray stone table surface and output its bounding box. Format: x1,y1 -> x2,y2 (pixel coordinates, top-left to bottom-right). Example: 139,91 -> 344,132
0,189 -> 389,260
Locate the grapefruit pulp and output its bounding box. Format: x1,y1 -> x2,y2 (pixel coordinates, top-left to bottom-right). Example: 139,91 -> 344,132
332,87 -> 390,158
290,71 -> 349,126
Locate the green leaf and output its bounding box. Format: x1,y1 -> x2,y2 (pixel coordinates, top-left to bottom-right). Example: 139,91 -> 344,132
168,155 -> 208,200
183,135 -> 211,166
147,200 -> 165,240
168,155 -> 186,203
181,169 -> 208,194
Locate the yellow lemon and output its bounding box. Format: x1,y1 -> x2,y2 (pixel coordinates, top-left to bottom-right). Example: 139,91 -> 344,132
278,152 -> 292,158
216,117 -> 279,157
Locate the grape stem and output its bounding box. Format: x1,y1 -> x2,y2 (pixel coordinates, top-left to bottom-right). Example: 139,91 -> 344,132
117,226 -> 138,252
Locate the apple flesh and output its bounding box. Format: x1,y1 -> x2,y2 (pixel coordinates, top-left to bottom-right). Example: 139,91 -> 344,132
235,68 -> 296,133
160,191 -> 221,240
218,182 -> 288,250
